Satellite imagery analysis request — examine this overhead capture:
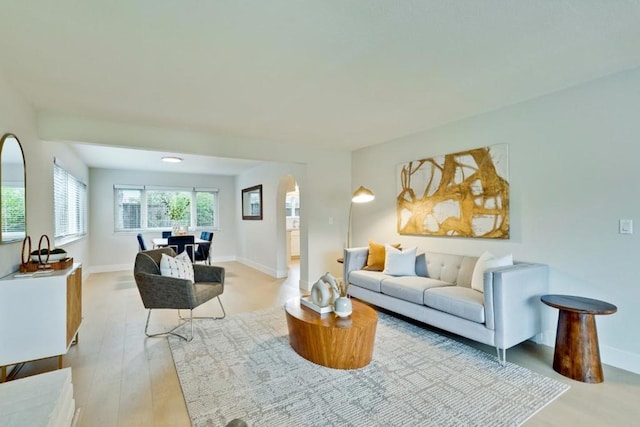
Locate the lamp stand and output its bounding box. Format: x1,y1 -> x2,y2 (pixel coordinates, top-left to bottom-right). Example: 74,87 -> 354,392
346,202 -> 353,248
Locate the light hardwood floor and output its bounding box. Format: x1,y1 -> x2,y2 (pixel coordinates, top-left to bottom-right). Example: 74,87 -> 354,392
11,260 -> 640,426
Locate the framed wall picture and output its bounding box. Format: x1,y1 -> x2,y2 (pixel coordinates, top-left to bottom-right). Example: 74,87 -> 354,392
397,144 -> 509,238
242,184 -> 263,220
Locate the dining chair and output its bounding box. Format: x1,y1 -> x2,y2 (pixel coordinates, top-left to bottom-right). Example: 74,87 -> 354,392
137,233 -> 147,251
167,235 -> 196,261
195,232 -> 214,264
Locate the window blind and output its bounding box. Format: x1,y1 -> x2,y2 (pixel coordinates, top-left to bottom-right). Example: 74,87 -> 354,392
54,163 -> 87,240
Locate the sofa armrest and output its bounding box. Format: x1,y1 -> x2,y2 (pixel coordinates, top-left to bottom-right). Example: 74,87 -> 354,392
483,262 -> 549,349
343,247 -> 369,285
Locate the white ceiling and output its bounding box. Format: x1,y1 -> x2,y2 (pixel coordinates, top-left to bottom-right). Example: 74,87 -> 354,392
1,1 -> 640,172
70,144 -> 263,175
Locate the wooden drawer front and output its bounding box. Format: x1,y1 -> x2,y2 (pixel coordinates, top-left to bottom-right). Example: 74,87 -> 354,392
66,267 -> 82,346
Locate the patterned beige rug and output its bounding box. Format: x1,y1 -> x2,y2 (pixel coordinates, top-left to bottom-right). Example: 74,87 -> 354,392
168,307 -> 568,426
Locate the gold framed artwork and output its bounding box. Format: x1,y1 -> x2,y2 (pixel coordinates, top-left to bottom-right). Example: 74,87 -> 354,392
397,144 -> 509,239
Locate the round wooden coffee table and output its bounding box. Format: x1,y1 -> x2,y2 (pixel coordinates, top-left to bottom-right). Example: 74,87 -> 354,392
284,297 -> 378,369
541,294 -> 617,383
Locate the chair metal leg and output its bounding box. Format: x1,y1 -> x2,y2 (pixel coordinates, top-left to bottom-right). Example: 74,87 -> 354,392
179,296 -> 226,321
144,309 -> 194,342
145,297 -> 225,342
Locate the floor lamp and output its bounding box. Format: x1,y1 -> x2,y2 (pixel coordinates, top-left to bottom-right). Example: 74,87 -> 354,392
346,186 -> 375,248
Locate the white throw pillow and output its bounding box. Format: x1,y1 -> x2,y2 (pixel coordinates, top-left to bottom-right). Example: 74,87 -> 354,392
471,252 -> 513,293
160,252 -> 194,283
383,244 -> 417,276
471,251 -> 494,292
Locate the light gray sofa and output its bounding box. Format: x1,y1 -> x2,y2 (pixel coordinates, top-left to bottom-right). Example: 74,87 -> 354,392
343,248 -> 549,364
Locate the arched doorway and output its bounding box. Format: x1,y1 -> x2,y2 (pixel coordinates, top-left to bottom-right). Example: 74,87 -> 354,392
276,175 -> 301,279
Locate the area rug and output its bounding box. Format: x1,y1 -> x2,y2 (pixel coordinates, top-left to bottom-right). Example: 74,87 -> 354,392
168,307 -> 569,426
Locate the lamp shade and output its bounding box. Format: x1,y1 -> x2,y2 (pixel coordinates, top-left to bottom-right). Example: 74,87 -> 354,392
346,185 -> 374,248
351,186 -> 375,203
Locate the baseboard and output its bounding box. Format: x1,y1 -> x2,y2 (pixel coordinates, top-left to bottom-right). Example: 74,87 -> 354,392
600,344 -> 640,375
299,279 -> 312,292
236,257 -> 277,277
210,255 -> 236,263
86,264 -> 132,275
85,256 -> 238,275
539,329 -> 639,375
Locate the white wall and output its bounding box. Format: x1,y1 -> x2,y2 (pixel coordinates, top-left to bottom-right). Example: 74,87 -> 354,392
236,163 -> 302,277
38,115 -> 352,289
236,160 -> 347,289
0,71 -> 90,279
351,67 -> 640,374
88,168 -> 237,272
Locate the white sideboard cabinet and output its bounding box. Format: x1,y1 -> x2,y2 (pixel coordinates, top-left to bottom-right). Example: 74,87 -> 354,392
0,264 -> 82,382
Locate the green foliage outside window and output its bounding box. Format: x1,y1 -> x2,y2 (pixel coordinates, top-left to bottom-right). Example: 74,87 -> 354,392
1,187 -> 26,232
147,191 -> 191,227
164,194 -> 191,221
196,192 -> 215,227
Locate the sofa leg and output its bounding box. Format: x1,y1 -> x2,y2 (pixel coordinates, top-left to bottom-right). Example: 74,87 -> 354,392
496,347 -> 506,366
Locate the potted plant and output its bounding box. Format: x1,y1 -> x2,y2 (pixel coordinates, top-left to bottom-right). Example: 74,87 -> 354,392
161,194 -> 190,235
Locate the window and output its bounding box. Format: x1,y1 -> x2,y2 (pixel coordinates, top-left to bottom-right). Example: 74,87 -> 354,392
54,162 -> 87,242
1,185 -> 25,237
286,192 -> 300,217
114,186 -> 219,231
115,187 -> 142,229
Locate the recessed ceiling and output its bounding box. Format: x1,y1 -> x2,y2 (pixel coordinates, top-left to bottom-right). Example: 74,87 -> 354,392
1,1 -> 639,160
70,144 -> 263,175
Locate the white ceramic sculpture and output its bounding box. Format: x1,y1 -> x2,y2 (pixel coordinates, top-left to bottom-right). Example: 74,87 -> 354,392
310,272 -> 341,308
310,279 -> 332,307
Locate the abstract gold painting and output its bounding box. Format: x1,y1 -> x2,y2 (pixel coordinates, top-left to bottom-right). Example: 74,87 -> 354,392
397,144 -> 509,238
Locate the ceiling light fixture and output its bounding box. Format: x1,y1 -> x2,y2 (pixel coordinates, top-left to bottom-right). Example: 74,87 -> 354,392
161,156 -> 183,163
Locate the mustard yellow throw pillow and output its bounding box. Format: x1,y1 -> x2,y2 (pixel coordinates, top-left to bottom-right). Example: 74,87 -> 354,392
363,240 -> 401,271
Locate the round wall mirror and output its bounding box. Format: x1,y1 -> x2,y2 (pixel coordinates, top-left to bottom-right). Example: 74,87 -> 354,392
0,133 -> 26,244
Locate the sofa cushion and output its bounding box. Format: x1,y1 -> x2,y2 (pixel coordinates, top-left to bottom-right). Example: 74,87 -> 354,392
422,252 -> 466,284
470,251 -> 494,292
381,276 -> 452,305
424,287 -> 486,324
383,245 -> 417,276
348,270 -> 387,293
363,240 -> 401,271
471,252 -> 513,293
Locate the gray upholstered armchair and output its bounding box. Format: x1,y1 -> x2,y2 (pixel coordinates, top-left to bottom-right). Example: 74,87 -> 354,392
134,247 -> 226,341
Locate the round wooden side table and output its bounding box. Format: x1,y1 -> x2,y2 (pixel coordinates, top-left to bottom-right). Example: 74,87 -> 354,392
284,297 -> 378,369
541,294 -> 617,383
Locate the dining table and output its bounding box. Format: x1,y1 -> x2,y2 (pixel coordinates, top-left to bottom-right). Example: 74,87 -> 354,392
151,236 -> 208,248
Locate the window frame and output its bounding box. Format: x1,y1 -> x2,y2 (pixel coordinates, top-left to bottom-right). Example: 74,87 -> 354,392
113,185 -> 220,232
